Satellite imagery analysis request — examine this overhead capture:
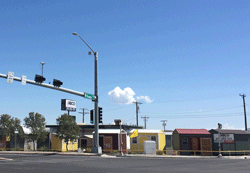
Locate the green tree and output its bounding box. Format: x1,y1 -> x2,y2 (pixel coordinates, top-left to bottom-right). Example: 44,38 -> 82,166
0,114 -> 24,150
56,114 -> 80,151
24,112 -> 47,151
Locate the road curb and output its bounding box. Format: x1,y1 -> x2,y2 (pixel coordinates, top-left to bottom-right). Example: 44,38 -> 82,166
123,154 -> 250,159
1,151 -> 249,159
0,151 -> 99,156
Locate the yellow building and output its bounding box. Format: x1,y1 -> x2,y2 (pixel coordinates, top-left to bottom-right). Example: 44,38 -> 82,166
130,129 -> 165,153
51,134 -> 78,152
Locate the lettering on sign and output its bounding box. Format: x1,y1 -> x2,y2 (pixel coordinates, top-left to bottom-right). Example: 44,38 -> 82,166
213,134 -> 234,143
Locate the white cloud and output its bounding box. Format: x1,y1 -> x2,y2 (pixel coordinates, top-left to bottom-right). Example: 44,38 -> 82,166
108,87 -> 136,104
108,86 -> 153,104
137,96 -> 153,103
22,125 -> 31,134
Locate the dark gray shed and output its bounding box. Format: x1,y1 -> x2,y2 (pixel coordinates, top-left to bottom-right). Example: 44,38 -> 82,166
209,129 -> 250,155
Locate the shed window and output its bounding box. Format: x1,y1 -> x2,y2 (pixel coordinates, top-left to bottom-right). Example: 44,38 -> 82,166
132,137 -> 137,144
182,137 -> 188,145
151,136 -> 157,141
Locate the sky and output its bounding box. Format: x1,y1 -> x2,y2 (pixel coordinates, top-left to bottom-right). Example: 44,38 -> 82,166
1,0 -> 250,131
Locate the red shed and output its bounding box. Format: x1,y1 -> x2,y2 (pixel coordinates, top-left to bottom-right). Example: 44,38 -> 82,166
173,129 -> 212,155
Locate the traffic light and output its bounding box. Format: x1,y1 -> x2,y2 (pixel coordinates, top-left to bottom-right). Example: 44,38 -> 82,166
99,107 -> 103,124
34,74 -> 46,83
53,79 -> 63,87
90,109 -> 93,124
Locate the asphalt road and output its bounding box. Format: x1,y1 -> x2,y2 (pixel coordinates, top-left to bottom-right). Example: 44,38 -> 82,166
0,154 -> 250,173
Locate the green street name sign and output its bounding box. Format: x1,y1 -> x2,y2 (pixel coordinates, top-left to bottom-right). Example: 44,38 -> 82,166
84,93 -> 96,100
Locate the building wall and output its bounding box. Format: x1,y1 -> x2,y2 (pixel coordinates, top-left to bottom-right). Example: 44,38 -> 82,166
51,134 -> 78,152
130,132 -> 165,153
235,135 -> 250,151
62,139 -> 78,152
172,133 -> 180,150
158,133 -> 166,150
51,134 -> 62,151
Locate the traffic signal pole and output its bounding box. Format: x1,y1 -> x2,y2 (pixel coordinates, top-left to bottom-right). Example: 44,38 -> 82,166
72,33 -> 102,154
0,73 -> 85,97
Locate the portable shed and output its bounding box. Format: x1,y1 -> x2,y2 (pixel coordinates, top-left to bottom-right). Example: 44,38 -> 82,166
172,129 -> 212,155
130,129 -> 165,153
98,129 -> 127,153
209,129 -> 250,155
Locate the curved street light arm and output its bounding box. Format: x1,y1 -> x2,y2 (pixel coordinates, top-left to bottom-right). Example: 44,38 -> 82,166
73,33 -> 95,54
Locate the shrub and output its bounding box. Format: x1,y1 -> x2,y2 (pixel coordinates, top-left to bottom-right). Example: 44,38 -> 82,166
38,146 -> 49,151
11,147 -> 22,151
156,150 -> 163,155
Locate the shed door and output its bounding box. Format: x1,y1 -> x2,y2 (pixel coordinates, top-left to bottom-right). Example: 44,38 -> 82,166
139,136 -> 149,153
200,138 -> 212,156
190,137 -> 199,151
121,134 -> 126,152
103,136 -> 112,153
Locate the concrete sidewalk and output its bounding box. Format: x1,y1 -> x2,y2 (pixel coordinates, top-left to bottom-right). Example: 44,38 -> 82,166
0,157 -> 13,161
0,151 -> 249,159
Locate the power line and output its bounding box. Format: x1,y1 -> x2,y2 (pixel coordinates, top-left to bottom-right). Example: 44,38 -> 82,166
78,108 -> 89,124
158,114 -> 243,119
140,106 -> 242,115
141,112 -> 243,117
152,95 -> 239,104
104,104 -> 133,112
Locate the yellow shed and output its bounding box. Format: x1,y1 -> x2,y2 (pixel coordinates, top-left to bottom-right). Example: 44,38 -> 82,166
130,129 -> 165,153
51,134 -> 78,152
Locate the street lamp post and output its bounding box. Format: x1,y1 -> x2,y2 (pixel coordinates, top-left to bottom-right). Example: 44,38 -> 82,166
72,32 -> 102,154
15,129 -> 19,150
218,123 -> 222,158
40,62 -> 45,76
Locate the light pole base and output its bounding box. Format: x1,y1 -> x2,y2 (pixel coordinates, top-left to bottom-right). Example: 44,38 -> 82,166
91,146 -> 102,154
218,154 -> 222,158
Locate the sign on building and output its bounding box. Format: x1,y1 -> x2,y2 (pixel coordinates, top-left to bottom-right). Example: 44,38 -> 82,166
61,99 -> 77,112
213,133 -> 234,143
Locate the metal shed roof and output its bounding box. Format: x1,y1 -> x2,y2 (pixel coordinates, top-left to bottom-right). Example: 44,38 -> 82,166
130,129 -> 164,134
210,129 -> 250,134
164,132 -> 173,135
175,129 -> 210,135
97,129 -> 126,134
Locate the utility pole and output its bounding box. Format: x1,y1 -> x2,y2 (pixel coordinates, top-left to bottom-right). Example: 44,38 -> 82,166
141,116 -> 149,129
133,101 -> 142,126
240,94 -> 247,131
78,108 -> 89,124
161,120 -> 167,132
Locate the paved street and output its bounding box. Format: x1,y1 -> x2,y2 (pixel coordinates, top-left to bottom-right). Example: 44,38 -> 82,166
1,154 -> 250,173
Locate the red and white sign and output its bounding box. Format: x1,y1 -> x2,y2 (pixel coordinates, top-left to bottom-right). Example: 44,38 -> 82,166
213,134 -> 234,143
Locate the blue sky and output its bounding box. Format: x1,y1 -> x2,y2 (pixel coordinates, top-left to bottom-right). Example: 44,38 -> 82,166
1,0 -> 250,130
